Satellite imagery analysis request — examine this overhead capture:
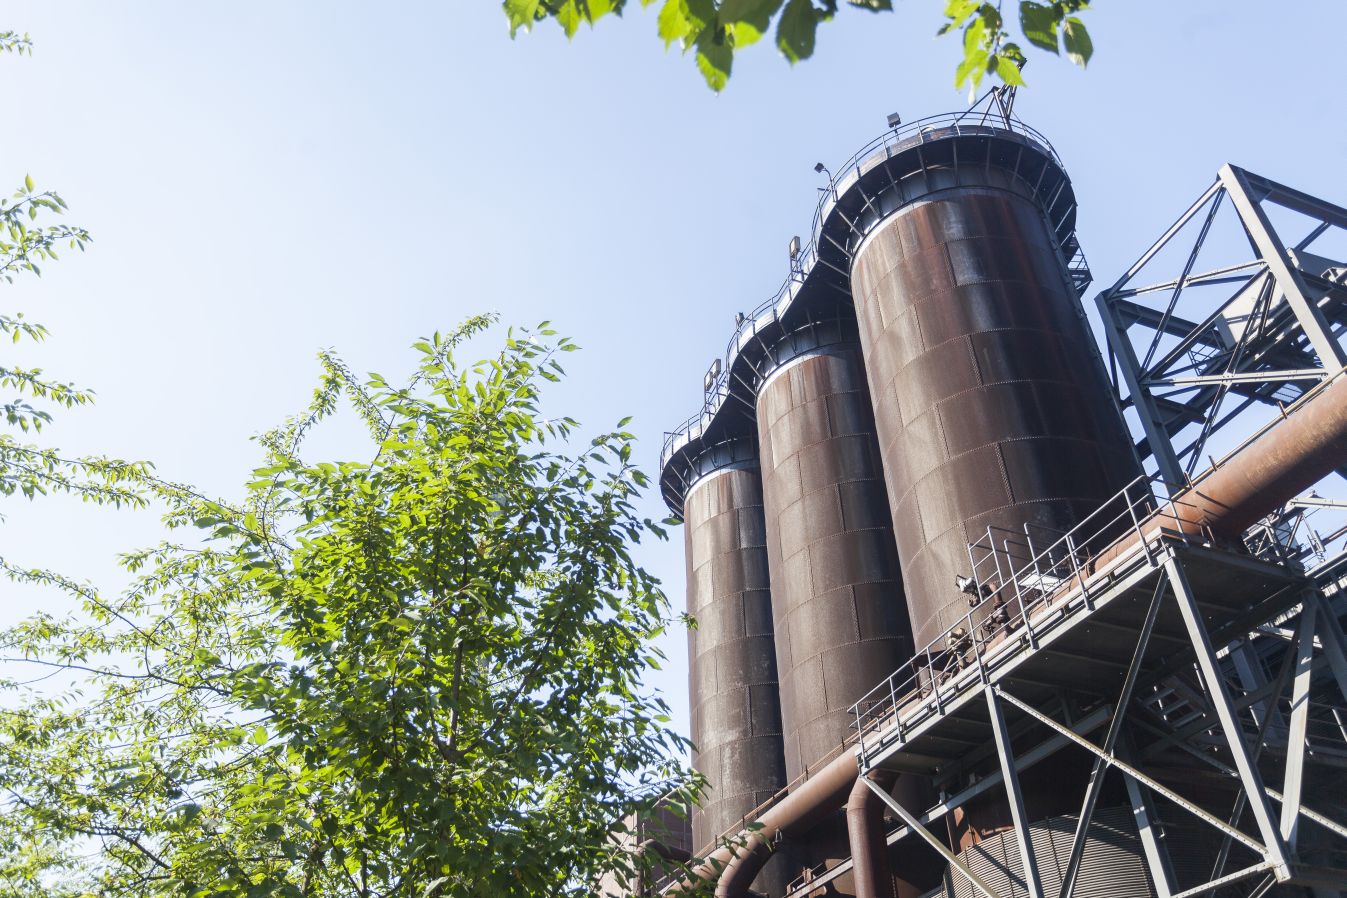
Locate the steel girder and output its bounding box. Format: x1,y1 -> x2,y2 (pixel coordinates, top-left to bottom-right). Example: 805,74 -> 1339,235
1095,165 -> 1347,493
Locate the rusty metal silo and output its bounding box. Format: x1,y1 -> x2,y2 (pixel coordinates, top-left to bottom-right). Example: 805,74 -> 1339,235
666,435 -> 793,895
755,339 -> 911,778
753,323 -> 918,892
827,124 -> 1142,652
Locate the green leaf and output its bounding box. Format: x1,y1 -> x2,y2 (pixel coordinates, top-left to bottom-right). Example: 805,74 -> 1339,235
503,0 -> 541,36
1062,15 -> 1092,66
720,0 -> 781,46
962,12 -> 987,56
658,0 -> 694,47
719,0 -> 780,23
1018,1 -> 1060,53
24,173 -> 34,192
776,0 -> 818,64
252,726 -> 268,745
955,46 -> 989,89
943,0 -> 980,26
995,52 -> 1026,86
695,38 -> 732,90
556,0 -> 583,36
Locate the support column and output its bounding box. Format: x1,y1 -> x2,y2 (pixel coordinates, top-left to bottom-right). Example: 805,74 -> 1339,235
1280,602 -> 1317,848
1122,738 -> 1177,898
985,686 -> 1045,898
1164,556 -> 1292,879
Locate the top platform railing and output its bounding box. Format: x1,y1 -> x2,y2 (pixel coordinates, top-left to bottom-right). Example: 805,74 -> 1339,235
659,105 -> 1075,482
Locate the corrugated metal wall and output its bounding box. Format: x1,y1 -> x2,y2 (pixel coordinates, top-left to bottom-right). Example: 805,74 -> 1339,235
939,806 -> 1154,898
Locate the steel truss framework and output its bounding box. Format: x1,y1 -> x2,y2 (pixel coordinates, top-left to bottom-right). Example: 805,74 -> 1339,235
1096,165 -> 1347,492
655,143 -> 1347,898
835,539 -> 1347,898
758,169 -> 1347,898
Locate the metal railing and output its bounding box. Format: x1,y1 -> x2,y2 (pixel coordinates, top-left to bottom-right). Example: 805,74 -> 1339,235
660,108 -> 1073,476
848,473 -> 1214,764
659,245 -> 816,472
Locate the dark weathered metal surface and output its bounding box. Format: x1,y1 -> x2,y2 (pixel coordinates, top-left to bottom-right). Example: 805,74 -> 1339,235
757,345 -> 913,778
1173,370 -> 1347,540
851,188 -> 1141,649
755,344 -> 914,893
683,459 -> 790,880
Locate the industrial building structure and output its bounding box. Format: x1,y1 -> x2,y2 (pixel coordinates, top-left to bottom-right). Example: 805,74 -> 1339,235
653,91 -> 1347,898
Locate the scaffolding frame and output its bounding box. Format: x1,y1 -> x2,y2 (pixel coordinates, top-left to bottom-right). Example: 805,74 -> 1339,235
1096,165 -> 1347,490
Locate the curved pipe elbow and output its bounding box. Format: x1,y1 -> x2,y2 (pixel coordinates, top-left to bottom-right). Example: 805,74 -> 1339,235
847,774 -> 898,898
713,832 -> 772,898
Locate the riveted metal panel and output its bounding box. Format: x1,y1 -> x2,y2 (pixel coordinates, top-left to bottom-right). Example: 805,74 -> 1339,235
851,189 -> 1141,649
684,462 -> 789,874
758,347 -> 912,778
757,345 -> 915,893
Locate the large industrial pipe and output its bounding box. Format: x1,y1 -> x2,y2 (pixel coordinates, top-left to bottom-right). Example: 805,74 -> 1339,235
846,774 -> 897,898
670,749 -> 861,896
713,833 -> 772,898
1169,368 -> 1347,539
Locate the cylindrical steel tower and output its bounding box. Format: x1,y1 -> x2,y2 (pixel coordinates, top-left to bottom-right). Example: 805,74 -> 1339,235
678,437 -> 792,894
837,128 -> 1142,651
814,122 -> 1144,865
753,327 -> 918,892
755,341 -> 911,778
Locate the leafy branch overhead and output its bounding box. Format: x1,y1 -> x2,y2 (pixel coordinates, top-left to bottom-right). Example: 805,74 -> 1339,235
0,38 -> 144,512
504,0 -> 1096,92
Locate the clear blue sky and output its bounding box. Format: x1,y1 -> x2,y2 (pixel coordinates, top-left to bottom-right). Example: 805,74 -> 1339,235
3,1 -> 1345,738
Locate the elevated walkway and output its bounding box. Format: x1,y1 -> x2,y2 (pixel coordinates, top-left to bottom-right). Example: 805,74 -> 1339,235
854,538 -> 1302,777
839,474 -> 1347,898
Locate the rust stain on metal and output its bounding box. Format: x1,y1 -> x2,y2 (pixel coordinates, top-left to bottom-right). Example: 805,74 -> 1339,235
851,191 -> 1141,651
756,345 -> 916,888
684,464 -> 789,867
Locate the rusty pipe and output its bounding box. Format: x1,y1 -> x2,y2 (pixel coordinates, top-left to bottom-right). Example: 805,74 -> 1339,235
1074,368 -> 1347,582
670,749 -> 860,895
1170,369 -> 1347,539
713,832 -> 772,898
847,772 -> 897,898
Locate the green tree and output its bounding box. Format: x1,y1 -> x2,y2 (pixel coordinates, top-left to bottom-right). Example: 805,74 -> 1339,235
505,0 -> 1094,93
0,30 -> 146,511
0,317 -> 697,898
